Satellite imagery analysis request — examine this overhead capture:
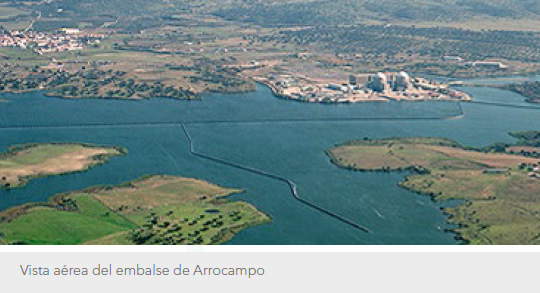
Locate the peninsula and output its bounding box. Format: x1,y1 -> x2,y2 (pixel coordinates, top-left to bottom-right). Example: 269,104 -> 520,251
0,175 -> 270,245
327,136 -> 540,244
505,81 -> 540,104
0,143 -> 125,189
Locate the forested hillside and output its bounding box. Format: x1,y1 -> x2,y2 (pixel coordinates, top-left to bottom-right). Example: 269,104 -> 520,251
214,0 -> 540,25
4,0 -> 540,26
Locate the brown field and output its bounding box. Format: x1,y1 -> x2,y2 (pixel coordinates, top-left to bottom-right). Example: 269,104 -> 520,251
93,175 -> 239,214
425,145 -> 538,168
506,146 -> 540,154
328,141 -> 537,171
0,144 -> 123,188
328,145 -> 413,170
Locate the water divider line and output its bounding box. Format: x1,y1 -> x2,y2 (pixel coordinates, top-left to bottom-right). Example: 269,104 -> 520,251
0,104 -> 466,233
468,100 -> 540,110
179,122 -> 371,234
5,99 -> 540,131
0,101 -> 494,234
0,100 -> 536,235
0,121 -> 181,130
0,100 -> 535,235
183,116 -> 463,125
0,111 -> 465,130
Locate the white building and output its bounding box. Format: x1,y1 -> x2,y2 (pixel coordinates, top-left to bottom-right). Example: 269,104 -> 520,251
364,72 -> 413,93
60,28 -> 80,35
443,56 -> 463,61
467,61 -> 509,69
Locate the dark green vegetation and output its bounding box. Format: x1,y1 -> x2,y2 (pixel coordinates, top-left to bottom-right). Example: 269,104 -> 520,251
4,0 -> 172,32
504,82 -> 540,104
505,132 -> 540,159
0,65 -> 196,100
264,25 -> 540,61
4,0 -> 227,33
468,132 -> 540,157
327,136 -> 540,244
482,131 -> 540,158
512,131 -> 540,145
0,46 -> 254,99
7,0 -> 540,28
508,131 -> 540,147
214,0 -> 540,25
0,175 -> 270,245
0,143 -> 125,189
253,25 -> 540,77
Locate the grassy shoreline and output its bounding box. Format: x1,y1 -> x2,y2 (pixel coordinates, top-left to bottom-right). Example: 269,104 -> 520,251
0,175 -> 270,245
0,143 -> 126,189
327,136 -> 540,245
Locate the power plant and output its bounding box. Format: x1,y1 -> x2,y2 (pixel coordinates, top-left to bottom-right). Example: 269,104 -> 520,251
351,72 -> 413,93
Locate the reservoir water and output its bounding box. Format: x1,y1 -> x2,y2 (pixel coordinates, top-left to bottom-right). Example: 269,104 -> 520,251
0,82 -> 539,244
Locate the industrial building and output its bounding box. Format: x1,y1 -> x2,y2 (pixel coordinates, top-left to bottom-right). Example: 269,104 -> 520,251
350,72 -> 413,93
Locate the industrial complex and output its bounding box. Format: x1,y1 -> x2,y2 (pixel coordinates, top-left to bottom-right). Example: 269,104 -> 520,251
258,72 -> 471,103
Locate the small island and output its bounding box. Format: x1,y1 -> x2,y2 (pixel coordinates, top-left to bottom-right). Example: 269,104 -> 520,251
0,143 -> 125,189
327,136 -> 540,244
0,175 -> 270,245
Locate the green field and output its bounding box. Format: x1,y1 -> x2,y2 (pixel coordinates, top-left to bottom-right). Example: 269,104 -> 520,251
0,175 -> 270,245
0,47 -> 46,62
327,137 -> 540,244
0,193 -> 136,245
0,143 -> 125,189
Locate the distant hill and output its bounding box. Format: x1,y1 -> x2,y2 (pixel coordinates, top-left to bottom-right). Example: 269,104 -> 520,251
213,0 -> 540,26
5,0 -> 540,29
3,0 -> 183,32
9,0 -> 540,21
34,0 -> 173,17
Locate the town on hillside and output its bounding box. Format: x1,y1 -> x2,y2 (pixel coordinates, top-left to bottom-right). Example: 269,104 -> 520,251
0,28 -> 105,55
